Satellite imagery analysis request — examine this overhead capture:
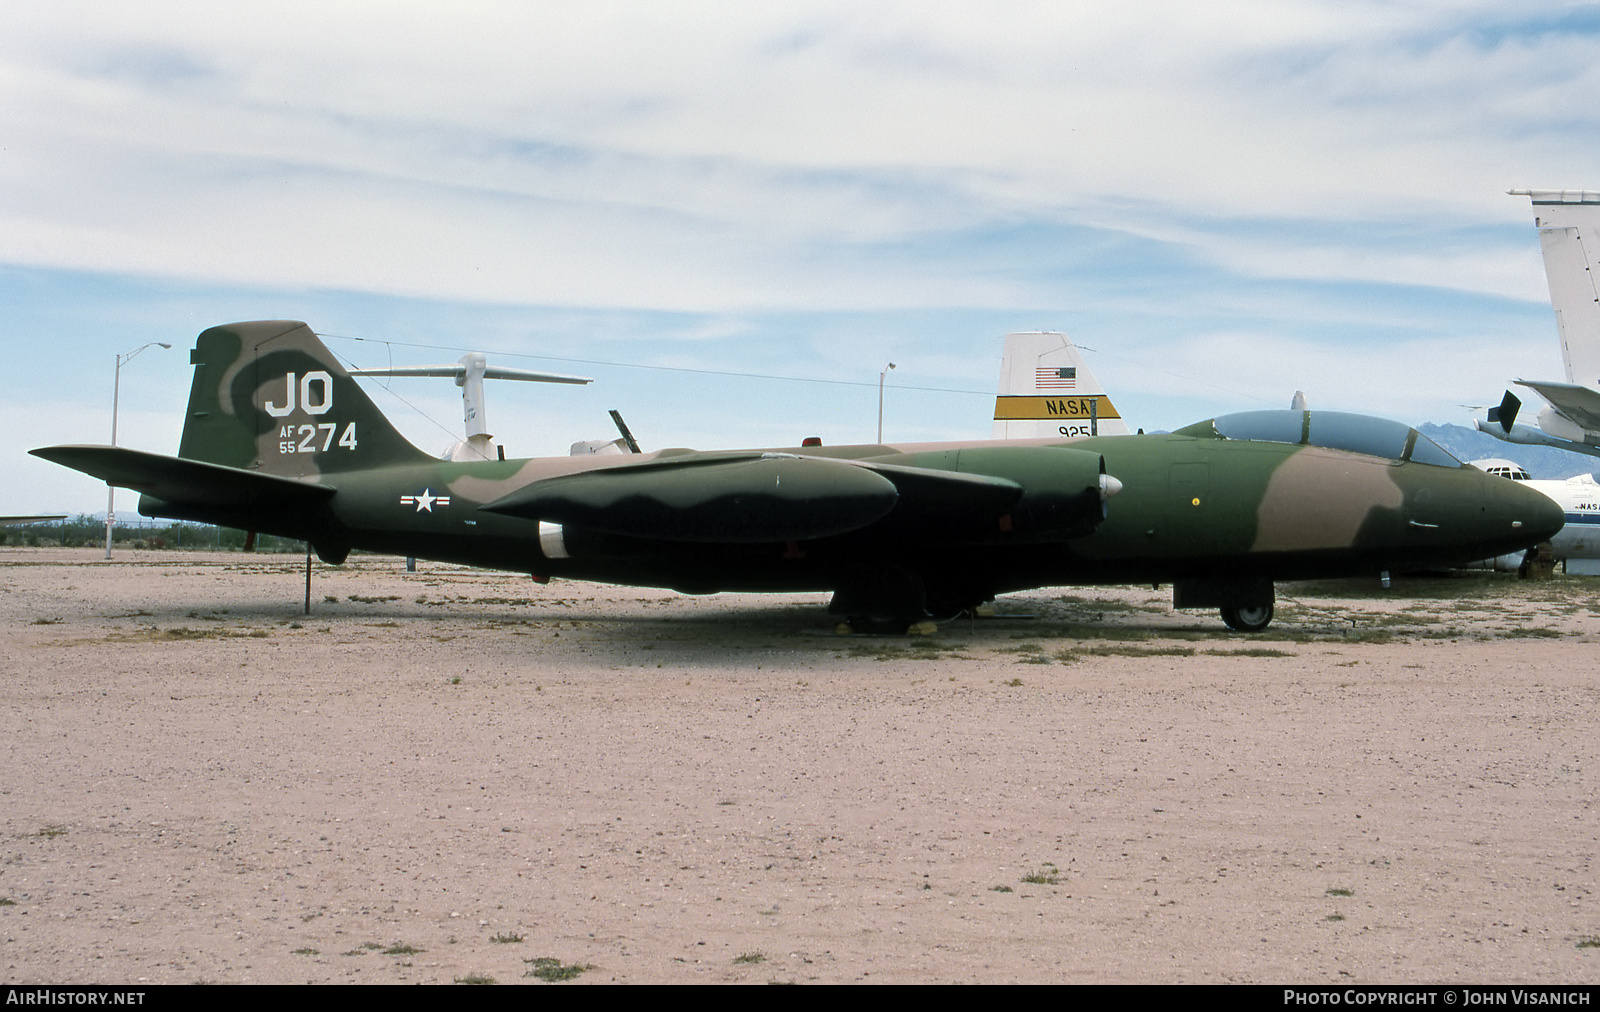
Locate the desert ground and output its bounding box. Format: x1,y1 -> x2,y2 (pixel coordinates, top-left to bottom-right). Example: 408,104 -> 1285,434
0,547 -> 1595,984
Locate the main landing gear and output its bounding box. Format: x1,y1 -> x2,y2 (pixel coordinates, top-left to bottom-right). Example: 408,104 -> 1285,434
829,565 -> 992,636
1219,602 -> 1274,633
1174,576 -> 1275,633
834,616 -> 938,636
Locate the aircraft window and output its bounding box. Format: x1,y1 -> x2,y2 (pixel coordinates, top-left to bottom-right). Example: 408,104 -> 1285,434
1482,464 -> 1530,480
1306,412 -> 1410,461
1405,433 -> 1462,468
1474,459 -> 1530,479
1208,411 -> 1306,445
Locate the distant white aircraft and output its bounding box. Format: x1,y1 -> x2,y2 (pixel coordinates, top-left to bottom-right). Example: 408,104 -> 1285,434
992,332 -> 1131,439
350,353 -> 591,462
1471,457 -> 1600,574
1477,189 -> 1600,458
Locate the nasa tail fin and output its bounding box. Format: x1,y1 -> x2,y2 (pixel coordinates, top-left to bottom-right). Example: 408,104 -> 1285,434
1510,189 -> 1600,388
179,321 -> 433,478
992,332 -> 1130,439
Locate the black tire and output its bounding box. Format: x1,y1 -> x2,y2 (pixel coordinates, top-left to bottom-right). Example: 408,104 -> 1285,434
1220,603 -> 1273,633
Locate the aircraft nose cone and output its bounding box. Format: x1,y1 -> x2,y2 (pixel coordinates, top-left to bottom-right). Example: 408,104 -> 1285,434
1511,480 -> 1566,544
1472,473 -> 1565,555
1420,468 -> 1566,563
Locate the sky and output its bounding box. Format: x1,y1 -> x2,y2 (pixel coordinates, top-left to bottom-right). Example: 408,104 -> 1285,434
4,0 -> 1598,514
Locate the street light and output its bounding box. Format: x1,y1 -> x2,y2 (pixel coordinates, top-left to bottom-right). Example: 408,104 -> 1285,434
877,362 -> 896,443
104,341 -> 172,559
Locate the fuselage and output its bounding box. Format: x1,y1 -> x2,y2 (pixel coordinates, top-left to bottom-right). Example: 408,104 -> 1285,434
1541,475 -> 1600,560
151,419 -> 1562,601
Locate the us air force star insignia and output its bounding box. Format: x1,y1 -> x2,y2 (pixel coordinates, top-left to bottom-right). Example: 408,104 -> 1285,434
400,488 -> 452,512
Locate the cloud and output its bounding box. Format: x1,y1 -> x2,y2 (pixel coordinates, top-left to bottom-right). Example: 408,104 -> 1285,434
3,1 -> 1596,311
4,3 -> 1599,511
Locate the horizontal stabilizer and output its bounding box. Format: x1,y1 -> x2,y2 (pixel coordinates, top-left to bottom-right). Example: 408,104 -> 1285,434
1487,390 -> 1521,433
349,363 -> 591,384
29,445 -> 336,508
1515,379 -> 1600,432
483,452 -> 902,543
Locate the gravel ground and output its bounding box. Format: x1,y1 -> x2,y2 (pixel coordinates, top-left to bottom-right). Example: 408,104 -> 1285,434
0,548 -> 1595,984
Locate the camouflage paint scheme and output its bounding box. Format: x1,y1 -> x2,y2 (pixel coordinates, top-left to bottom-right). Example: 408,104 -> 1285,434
33,321 -> 1564,630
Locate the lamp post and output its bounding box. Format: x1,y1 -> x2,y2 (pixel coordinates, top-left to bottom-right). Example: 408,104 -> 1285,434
105,342 -> 171,559
877,362 -> 896,443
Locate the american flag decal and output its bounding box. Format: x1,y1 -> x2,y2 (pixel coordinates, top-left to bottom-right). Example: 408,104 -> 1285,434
1036,366 -> 1077,389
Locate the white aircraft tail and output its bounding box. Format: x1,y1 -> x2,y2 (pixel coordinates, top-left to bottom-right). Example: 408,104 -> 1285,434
992,332 -> 1130,439
1510,189 -> 1600,388
348,354 -> 592,462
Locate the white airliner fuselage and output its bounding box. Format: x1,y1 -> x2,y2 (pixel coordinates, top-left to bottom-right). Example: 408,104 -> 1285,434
1472,458 -> 1600,572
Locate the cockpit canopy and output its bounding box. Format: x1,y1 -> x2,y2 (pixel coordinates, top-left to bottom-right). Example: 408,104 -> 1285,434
1174,410 -> 1462,467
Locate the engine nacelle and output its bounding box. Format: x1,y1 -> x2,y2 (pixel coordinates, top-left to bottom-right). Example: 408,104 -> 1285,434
897,445 -> 1118,542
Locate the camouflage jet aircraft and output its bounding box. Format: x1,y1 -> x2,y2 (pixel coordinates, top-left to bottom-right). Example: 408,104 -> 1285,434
33,321 -> 1562,632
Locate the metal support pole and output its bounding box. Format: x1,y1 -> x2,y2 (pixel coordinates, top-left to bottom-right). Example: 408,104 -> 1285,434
104,342 -> 170,559
104,356 -> 121,559
877,362 -> 896,443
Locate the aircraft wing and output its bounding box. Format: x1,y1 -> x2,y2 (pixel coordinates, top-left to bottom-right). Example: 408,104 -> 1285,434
480,451 -> 1025,543
29,445 -> 336,508
1516,379 -> 1600,432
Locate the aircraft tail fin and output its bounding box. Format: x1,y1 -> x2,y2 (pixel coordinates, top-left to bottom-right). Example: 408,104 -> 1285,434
1511,190 -> 1600,388
179,321 -> 433,478
991,332 -> 1131,439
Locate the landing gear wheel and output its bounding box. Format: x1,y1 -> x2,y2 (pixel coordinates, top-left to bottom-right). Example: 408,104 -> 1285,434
1220,603 -> 1273,632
